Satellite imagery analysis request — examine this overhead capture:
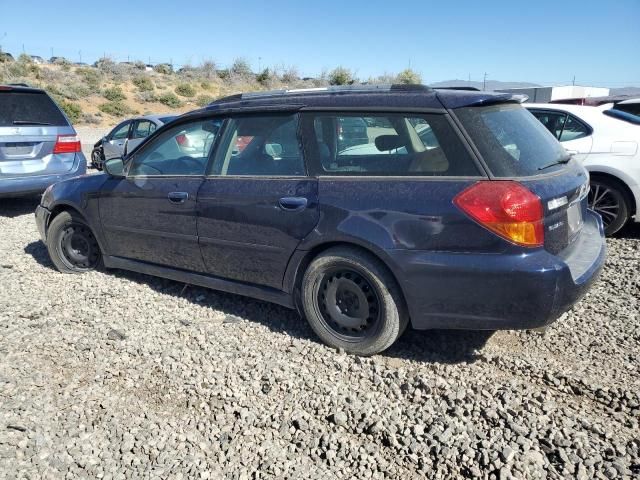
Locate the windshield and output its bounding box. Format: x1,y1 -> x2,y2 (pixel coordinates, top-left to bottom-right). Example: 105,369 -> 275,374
456,103 -> 567,177
0,91 -> 69,127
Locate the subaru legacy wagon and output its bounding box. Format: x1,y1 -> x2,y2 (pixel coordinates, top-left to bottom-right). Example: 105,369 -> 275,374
0,85 -> 86,196
35,85 -> 606,355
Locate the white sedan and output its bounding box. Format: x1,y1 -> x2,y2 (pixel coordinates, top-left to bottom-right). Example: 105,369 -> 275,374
526,103 -> 640,235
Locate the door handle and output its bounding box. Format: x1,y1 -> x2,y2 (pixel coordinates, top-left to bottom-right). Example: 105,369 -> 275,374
168,191 -> 189,204
279,196 -> 308,211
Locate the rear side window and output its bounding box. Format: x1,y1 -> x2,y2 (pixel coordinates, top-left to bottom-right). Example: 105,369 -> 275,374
303,113 -> 480,176
0,91 -> 69,127
456,104 -> 568,177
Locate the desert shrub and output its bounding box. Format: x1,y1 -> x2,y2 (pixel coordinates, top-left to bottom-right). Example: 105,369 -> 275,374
195,94 -> 214,107
80,113 -> 101,125
256,68 -> 271,86
157,92 -> 182,108
280,66 -> 299,83
76,68 -> 102,90
154,63 -> 173,75
18,53 -> 32,63
134,61 -> 146,70
59,101 -> 82,124
200,60 -> 216,78
395,68 -> 422,85
200,81 -> 212,90
98,101 -> 135,117
175,83 -> 196,97
329,67 -> 353,86
133,76 -> 154,91
231,58 -> 252,77
103,86 -> 126,102
217,69 -> 230,80
135,91 -> 156,103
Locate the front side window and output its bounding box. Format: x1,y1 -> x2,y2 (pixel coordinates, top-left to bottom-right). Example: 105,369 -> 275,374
212,114 -> 304,176
304,113 -> 479,176
456,104 -> 568,177
111,122 -> 130,140
128,118 -> 222,176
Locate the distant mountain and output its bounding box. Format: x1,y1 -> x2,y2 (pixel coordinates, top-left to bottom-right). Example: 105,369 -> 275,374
429,80 -> 541,91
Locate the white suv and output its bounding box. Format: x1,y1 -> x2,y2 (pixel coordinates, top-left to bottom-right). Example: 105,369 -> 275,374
527,103 -> 640,235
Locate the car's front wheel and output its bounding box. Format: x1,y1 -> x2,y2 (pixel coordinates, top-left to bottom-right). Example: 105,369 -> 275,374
91,150 -> 103,170
588,177 -> 631,236
46,211 -> 102,273
301,247 -> 408,356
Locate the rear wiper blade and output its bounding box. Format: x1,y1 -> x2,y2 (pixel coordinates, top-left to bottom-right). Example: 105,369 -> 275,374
12,120 -> 53,126
537,156 -> 571,171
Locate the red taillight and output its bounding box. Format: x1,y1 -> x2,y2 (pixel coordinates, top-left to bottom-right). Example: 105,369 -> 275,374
454,181 -> 544,247
53,134 -> 81,154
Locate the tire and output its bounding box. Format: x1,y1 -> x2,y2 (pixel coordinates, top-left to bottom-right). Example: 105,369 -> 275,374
91,150 -> 103,170
301,246 -> 408,356
46,211 -> 102,273
589,177 -> 631,236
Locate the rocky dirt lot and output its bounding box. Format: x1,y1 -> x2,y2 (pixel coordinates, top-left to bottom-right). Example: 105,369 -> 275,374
0,197 -> 639,480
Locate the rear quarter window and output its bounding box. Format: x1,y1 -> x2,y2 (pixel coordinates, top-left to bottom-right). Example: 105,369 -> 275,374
302,112 -> 481,177
456,103 -> 568,177
0,91 -> 69,127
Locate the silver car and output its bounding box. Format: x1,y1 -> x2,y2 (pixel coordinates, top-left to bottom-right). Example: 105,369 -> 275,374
0,85 -> 86,196
92,114 -> 176,169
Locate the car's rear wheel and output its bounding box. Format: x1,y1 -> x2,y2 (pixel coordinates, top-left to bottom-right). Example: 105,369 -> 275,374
46,211 -> 101,273
588,177 -> 630,236
301,247 -> 408,356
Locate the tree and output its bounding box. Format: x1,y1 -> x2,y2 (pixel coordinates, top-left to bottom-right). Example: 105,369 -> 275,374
328,67 -> 353,86
395,68 -> 422,85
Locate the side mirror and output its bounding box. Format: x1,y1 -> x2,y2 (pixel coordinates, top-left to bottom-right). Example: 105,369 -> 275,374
103,157 -> 125,178
265,143 -> 283,157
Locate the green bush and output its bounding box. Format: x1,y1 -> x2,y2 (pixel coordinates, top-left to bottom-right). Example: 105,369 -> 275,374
256,68 -> 271,86
59,101 -> 82,124
103,86 -> 126,102
153,63 -> 173,75
231,58 -> 252,76
98,101 -> 134,117
133,76 -> 154,91
328,67 -> 353,86
157,92 -> 182,108
76,68 -> 102,90
200,81 -> 212,90
195,94 -> 214,107
395,68 -> 422,85
175,83 -> 196,97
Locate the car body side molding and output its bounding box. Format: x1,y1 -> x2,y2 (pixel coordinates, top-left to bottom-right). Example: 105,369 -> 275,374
102,255 -> 295,309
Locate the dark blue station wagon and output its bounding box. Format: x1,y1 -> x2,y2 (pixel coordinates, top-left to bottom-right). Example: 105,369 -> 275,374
35,85 -> 606,355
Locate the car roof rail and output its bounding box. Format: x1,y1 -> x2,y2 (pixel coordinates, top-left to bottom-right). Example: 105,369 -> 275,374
209,84 -> 432,105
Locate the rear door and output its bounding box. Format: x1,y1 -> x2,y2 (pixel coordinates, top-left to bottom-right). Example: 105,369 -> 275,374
456,103 -> 591,254
99,117 -> 222,271
197,113 -> 319,289
528,108 -> 593,160
102,121 -> 131,160
0,88 -> 75,177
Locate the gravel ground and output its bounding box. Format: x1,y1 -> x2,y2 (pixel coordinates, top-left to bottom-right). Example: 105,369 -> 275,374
0,197 -> 639,479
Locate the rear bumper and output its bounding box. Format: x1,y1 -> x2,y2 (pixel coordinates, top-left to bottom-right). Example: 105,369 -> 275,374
390,210 -> 606,330
0,154 -> 86,197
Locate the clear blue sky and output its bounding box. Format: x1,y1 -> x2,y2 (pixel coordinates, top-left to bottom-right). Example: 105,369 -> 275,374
1,0 -> 638,86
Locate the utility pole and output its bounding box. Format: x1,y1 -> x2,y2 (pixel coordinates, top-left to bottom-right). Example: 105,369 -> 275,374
22,43 -> 25,54
79,50 -> 82,63
50,47 -> 54,59
258,56 -> 262,71
483,72 -> 488,91
572,75 -> 576,86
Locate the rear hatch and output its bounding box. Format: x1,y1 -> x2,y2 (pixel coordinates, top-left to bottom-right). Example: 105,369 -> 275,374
0,87 -> 76,177
455,102 -> 590,254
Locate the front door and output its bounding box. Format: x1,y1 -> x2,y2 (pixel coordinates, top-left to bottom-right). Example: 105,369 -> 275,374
99,117 -> 222,271
103,121 -> 131,160
197,113 -> 319,289
126,119 -> 157,154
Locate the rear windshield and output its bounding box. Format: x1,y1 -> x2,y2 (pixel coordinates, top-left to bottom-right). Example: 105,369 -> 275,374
0,91 -> 69,127
456,103 -> 567,177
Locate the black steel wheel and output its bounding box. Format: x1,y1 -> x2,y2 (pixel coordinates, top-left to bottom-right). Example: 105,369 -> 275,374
316,267 -> 382,341
302,246 -> 408,355
91,150 -> 104,170
588,177 -> 630,236
46,211 -> 102,273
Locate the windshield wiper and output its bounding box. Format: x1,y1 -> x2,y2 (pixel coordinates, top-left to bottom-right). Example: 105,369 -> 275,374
12,120 -> 53,126
537,156 -> 571,171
